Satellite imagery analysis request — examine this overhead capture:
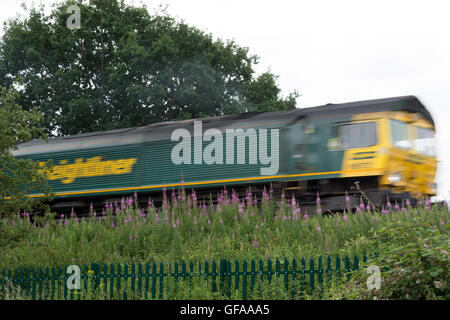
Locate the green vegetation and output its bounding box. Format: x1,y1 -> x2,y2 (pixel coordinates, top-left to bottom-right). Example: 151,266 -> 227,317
0,85 -> 52,216
1,188 -> 448,299
0,0 -> 298,136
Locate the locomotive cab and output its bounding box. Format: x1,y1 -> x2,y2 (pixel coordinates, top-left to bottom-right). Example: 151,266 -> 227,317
380,112 -> 437,197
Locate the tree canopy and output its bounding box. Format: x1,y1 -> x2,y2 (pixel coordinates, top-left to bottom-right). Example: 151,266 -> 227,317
0,0 -> 298,136
0,85 -> 52,216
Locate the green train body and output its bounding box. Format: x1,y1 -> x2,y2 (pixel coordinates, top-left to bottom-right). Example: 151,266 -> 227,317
13,96 -> 437,213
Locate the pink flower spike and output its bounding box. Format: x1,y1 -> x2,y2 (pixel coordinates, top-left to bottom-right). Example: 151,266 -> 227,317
317,225 -> 322,233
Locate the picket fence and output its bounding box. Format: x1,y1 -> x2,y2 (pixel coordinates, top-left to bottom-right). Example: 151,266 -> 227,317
0,255 -> 372,300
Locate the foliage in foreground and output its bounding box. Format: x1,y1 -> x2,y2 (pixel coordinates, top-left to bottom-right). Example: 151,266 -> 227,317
1,186 -> 448,299
0,85 -> 52,216
332,215 -> 449,300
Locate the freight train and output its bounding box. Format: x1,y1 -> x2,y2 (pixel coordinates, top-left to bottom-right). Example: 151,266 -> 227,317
13,96 -> 437,214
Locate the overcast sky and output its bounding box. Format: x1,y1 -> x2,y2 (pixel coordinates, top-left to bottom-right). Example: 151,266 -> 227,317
1,0 -> 449,198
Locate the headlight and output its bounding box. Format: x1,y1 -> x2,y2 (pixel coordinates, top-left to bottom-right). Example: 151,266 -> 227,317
387,173 -> 402,184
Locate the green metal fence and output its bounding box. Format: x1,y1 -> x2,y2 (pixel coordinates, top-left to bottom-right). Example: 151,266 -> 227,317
0,255 -> 369,300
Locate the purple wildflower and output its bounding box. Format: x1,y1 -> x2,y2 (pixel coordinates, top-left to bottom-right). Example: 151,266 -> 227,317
317,225 -> 322,233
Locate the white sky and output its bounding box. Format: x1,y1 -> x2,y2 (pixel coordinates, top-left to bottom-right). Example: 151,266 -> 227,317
1,0 -> 449,198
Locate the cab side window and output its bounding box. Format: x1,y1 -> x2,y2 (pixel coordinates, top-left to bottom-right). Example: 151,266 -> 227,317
390,120 -> 411,150
414,126 -> 435,157
337,122 -> 377,149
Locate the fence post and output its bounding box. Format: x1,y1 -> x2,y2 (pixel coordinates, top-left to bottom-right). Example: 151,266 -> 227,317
267,259 -> 272,284
344,256 -> 350,281
109,264 -> 114,300
13,268 -> 18,298
250,260 -> 256,298
182,261 -> 187,283
32,268 -> 37,300
38,267 -> 43,300
353,256 -> 359,271
204,261 -> 209,294
123,264 -> 128,300
117,264 -> 122,299
242,260 -> 247,300
150,262 -> 156,300
336,256 -> 341,283
59,267 -> 65,300
1,269 -> 5,300
283,258 -> 289,294
159,262 -> 164,299
211,261 -> 217,293
234,260 -> 239,294
103,264 -> 108,299
326,256 -> 332,290
309,258 -> 314,296
258,259 -> 264,299
291,258 -> 297,299
50,267 -> 54,300
227,260 -> 232,298
174,262 -> 179,292
44,267 -> 50,300
318,257 -> 323,298
91,263 -> 101,290
131,263 -> 136,298
189,262 -> 194,290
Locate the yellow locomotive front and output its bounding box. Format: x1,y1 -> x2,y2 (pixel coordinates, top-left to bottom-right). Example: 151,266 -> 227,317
340,110 -> 437,200
380,111 -> 437,197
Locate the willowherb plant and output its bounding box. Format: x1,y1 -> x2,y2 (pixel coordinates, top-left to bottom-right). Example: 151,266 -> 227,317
0,186 -> 448,275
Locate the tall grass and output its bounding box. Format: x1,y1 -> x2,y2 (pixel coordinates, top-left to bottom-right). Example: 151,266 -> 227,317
1,187 -> 448,271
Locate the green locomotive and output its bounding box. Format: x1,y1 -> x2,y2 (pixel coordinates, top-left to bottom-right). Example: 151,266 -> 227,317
13,96 -> 437,213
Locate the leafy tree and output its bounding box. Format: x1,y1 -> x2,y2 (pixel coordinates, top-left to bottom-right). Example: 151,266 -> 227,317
0,0 -> 298,136
245,72 -> 298,112
0,84 -> 52,216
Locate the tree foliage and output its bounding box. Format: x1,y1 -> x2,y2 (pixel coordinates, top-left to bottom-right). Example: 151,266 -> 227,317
0,85 -> 52,216
0,0 -> 298,136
